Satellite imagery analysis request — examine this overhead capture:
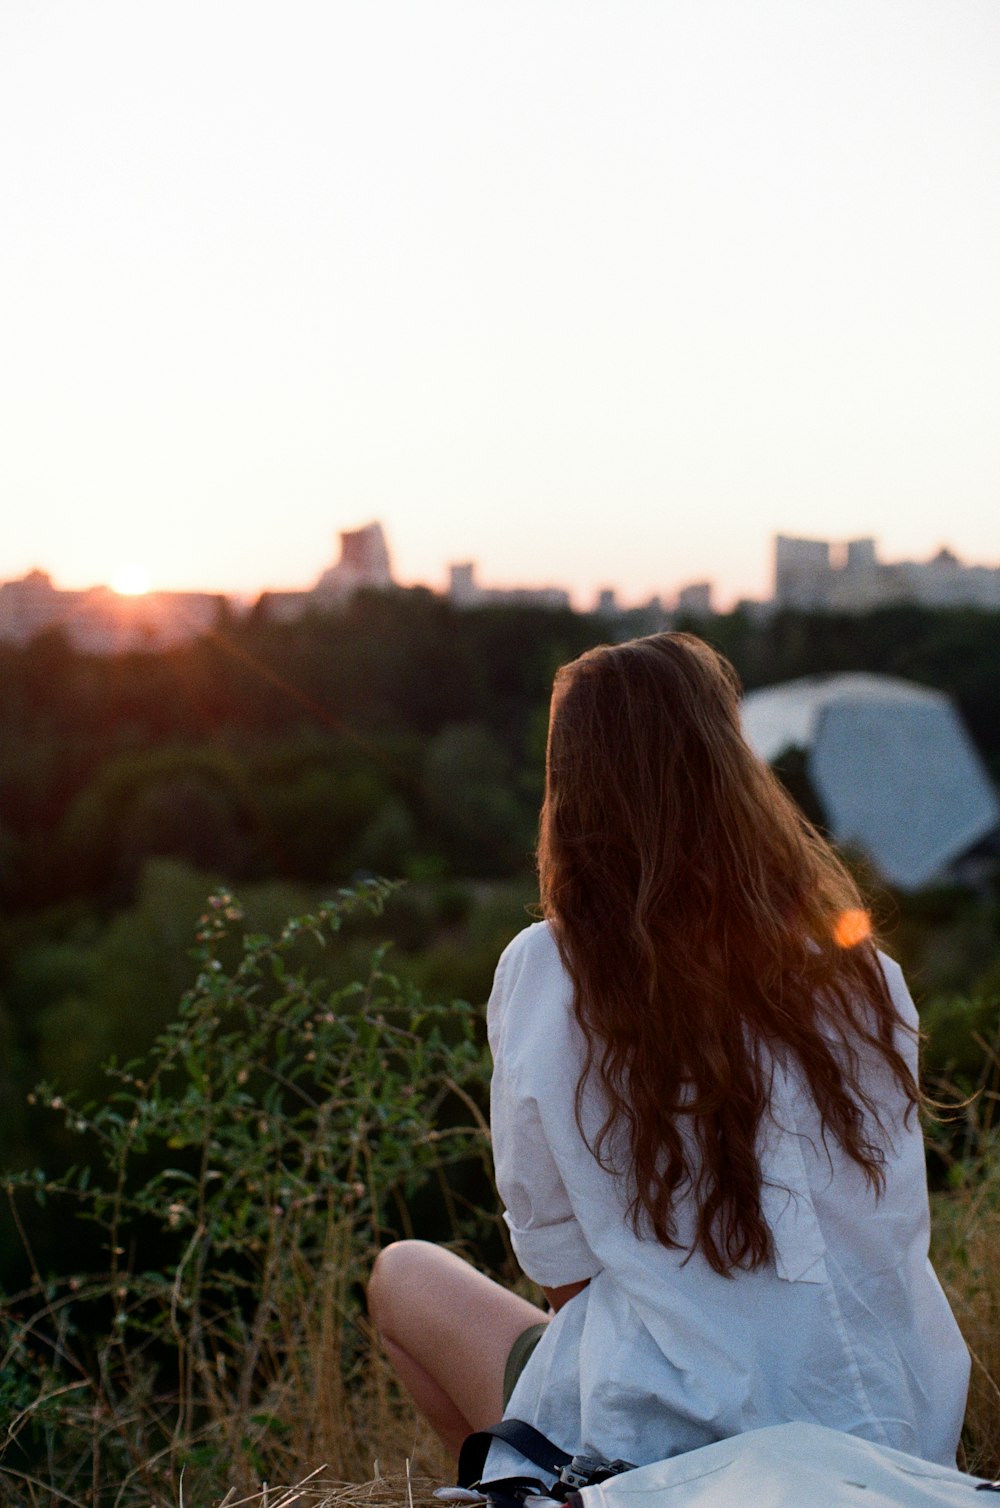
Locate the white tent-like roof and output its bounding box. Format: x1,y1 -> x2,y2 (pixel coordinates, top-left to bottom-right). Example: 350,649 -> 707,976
741,674 -> 1000,891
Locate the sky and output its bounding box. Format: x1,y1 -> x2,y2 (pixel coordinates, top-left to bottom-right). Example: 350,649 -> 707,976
1,0 -> 998,610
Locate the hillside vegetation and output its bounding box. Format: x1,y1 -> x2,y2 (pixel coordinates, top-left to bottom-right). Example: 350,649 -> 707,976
1,598 -> 998,1499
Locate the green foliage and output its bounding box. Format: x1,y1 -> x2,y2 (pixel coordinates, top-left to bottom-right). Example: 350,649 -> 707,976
927,1032 -> 1000,1480
397,884 -> 537,1005
259,762 -> 387,881
17,861 -> 226,1104
355,797 -> 419,878
0,881 -> 495,1503
0,864 -> 531,1252
769,744 -> 828,831
3,597 -> 999,912
58,747 -> 263,897
0,599 -> 997,1493
422,724 -> 535,877
922,991 -> 1000,1083
893,888 -> 1000,1003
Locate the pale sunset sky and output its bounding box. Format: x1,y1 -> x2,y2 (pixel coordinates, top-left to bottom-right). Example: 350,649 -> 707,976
1,0 -> 998,609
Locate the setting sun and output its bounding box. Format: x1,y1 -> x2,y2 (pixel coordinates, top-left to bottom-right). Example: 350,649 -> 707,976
111,564 -> 152,597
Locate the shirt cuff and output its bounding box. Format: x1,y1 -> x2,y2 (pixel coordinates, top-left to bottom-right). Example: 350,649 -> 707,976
505,1211 -> 603,1287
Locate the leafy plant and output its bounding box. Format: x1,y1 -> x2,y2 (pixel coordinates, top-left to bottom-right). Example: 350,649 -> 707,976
0,880 -> 495,1505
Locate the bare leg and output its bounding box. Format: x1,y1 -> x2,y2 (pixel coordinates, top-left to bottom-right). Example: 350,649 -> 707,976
367,1240 -> 548,1459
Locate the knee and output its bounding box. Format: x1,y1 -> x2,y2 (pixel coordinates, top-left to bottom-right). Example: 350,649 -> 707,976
367,1239 -> 436,1339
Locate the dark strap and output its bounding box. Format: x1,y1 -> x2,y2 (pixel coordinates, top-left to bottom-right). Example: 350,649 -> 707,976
458,1418 -> 573,1489
469,1477 -> 550,1508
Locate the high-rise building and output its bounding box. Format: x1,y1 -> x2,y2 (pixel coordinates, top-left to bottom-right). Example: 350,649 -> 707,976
772,535 -> 1000,613
315,522 -> 394,599
676,581 -> 714,617
773,535 -> 833,609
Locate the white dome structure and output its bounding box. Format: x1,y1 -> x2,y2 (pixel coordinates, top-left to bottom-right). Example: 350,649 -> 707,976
741,674 -> 1000,892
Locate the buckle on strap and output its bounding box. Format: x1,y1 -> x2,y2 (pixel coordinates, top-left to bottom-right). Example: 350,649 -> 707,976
558,1456 -> 635,1491
459,1420 -> 634,1504
459,1420 -> 573,1490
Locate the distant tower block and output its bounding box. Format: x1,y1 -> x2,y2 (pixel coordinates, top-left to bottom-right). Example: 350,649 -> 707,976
595,588 -> 618,616
315,522 -> 394,599
676,581 -> 714,617
774,534 -> 832,610
447,558 -> 570,611
449,562 -> 479,607
845,538 -> 878,574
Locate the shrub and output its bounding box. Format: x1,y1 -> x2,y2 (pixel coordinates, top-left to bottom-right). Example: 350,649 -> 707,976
0,880 -> 494,1504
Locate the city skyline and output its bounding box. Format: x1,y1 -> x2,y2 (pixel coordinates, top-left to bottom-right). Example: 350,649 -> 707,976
5,526 -> 1000,649
5,518 -> 1000,614
2,1 -> 998,608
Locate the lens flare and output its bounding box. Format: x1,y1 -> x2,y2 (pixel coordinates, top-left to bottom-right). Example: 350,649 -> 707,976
833,908 -> 872,949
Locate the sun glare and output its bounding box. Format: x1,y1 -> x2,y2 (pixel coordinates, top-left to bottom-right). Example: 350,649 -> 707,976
833,909 -> 872,949
111,564 -> 152,597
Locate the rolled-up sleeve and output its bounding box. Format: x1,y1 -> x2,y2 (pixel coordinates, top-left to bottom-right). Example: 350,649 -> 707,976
489,938 -> 602,1287
493,1072 -> 602,1285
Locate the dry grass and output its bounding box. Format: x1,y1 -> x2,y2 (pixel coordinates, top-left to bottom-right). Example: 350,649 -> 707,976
200,1219 -> 1000,1508
203,1194 -> 1000,1505
4,894 -> 997,1504
928,1048 -> 1000,1479
197,1472 -> 452,1508
7,1199 -> 996,1505
932,1173 -> 1000,1478
163,1308 -> 453,1504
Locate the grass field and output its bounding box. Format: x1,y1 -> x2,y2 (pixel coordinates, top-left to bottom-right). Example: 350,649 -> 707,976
1,892 -> 997,1504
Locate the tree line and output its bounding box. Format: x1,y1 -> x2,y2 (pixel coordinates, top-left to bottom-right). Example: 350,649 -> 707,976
2,592 -> 999,915
1,594 -> 998,1272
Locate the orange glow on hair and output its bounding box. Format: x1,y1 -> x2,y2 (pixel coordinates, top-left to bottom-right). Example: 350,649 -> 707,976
834,908 -> 873,949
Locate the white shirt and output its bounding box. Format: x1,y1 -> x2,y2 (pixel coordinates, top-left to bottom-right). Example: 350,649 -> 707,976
487,921 -> 969,1477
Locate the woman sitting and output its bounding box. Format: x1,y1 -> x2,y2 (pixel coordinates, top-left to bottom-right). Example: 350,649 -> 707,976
367,632 -> 969,1472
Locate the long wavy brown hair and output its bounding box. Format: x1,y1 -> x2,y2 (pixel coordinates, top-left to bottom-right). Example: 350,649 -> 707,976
537,632 -> 920,1276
